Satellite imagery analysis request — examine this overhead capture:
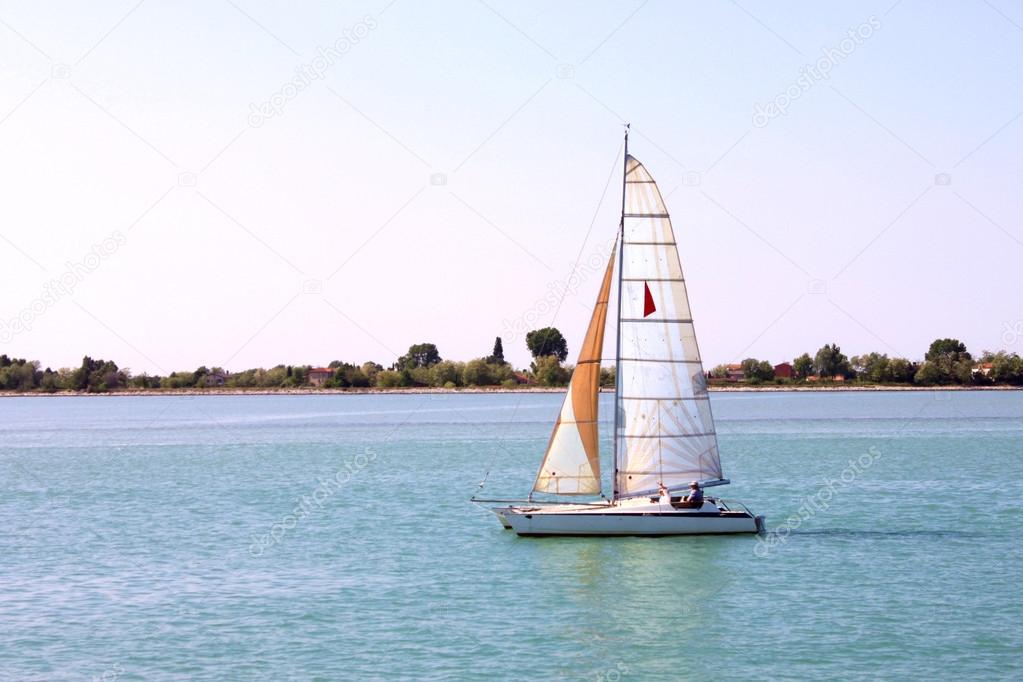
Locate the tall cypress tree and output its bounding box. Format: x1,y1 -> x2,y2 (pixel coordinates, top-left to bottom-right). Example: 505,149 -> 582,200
488,337 -> 505,365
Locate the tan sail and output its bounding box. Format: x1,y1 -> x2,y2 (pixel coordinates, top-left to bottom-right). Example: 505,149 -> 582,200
532,241 -> 617,495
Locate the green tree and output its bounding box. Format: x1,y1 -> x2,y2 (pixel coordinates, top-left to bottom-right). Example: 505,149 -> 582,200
709,364 -> 730,379
70,356 -> 94,390
793,353 -> 814,380
431,360 -> 464,387
740,358 -> 774,384
361,362 -> 383,383
289,366 -> 310,387
814,344 -> 851,379
990,351 -> 1023,384
405,366 -> 430,386
917,338 -> 973,385
489,361 -> 514,384
226,369 -> 257,388
852,352 -> 891,383
396,343 -> 441,370
914,361 -> 944,385
263,365 -> 288,387
40,368 -> 63,392
376,370 -> 402,388
462,358 -> 495,386
486,337 -> 505,365
325,361 -> 369,388
526,327 -> 568,362
130,373 -> 159,389
343,365 -> 370,388
0,358 -> 39,391
531,355 -> 570,386
163,371 -> 196,389
888,358 -> 916,383
68,356 -> 126,391
926,338 -> 970,363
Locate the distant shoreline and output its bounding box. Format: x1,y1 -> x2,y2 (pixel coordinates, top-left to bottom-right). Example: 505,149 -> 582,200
1,385 -> 1020,397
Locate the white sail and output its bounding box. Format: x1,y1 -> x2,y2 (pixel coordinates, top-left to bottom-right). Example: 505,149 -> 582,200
614,155 -> 723,498
533,241 -> 617,495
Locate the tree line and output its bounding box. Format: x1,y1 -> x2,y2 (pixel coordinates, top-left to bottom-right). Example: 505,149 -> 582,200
0,328 -> 600,392
710,338 -> 1023,386
2,334 -> 1021,393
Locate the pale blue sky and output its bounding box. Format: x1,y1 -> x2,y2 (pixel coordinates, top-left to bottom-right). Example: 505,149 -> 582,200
1,0 -> 1021,374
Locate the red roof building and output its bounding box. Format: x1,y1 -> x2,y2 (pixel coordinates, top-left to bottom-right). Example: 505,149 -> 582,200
773,362 -> 793,379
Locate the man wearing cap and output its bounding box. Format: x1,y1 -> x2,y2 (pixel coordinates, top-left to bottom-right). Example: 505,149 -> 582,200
683,481 -> 704,508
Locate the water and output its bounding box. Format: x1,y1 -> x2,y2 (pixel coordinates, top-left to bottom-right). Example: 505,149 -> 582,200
2,391 -> 1021,680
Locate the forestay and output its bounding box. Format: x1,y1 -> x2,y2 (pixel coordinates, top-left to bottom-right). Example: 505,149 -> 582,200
614,155 -> 723,498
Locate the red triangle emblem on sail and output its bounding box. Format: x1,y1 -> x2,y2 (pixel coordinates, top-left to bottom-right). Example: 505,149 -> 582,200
643,282 -> 656,317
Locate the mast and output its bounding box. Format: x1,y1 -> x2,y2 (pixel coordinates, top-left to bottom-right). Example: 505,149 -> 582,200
612,124 -> 629,502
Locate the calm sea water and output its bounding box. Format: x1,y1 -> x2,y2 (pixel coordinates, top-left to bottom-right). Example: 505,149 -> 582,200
2,391 -> 1021,680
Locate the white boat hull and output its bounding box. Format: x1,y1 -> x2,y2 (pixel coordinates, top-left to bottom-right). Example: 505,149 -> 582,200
500,498 -> 762,536
490,507 -> 514,529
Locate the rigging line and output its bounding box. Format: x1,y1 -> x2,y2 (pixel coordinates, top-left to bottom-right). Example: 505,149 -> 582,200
548,140 -> 624,329
481,390 -> 527,496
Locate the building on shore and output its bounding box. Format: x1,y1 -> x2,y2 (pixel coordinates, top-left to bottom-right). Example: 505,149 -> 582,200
725,364 -> 745,382
773,362 -> 793,379
308,367 -> 333,387
204,371 -> 228,387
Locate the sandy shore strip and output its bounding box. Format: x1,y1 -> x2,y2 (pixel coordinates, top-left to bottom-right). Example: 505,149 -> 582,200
1,385 -> 1020,397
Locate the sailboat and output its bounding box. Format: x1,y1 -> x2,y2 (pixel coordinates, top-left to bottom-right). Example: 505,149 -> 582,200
476,127 -> 764,536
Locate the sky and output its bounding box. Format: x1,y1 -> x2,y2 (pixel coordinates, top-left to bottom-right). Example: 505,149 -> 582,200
1,0 -> 1021,374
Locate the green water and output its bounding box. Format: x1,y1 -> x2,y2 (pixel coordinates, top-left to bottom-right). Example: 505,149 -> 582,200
2,391 -> 1021,680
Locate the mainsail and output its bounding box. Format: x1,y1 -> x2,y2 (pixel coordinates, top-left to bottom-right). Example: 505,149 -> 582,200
614,155 -> 723,498
532,241 -> 618,495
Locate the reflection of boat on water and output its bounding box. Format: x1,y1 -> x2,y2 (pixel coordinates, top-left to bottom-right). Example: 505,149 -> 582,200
475,127 -> 763,537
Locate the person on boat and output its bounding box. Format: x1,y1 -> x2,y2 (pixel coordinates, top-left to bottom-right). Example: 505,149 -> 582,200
684,481 -> 704,507
658,482 -> 671,505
